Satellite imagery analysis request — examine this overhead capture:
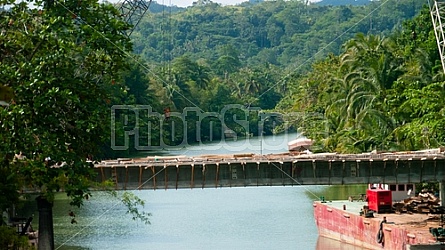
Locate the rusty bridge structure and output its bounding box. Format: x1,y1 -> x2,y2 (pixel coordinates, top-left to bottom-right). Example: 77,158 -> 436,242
94,148 -> 445,190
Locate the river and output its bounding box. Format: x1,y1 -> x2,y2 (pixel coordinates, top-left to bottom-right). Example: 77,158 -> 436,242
22,133 -> 369,249
135,131 -> 303,156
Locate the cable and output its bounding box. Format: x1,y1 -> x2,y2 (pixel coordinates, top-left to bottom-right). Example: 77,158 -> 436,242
56,0 -> 203,111
254,0 -> 393,106
55,165 -> 167,249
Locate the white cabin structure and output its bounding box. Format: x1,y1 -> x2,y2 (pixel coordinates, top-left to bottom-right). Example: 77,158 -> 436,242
368,183 -> 416,202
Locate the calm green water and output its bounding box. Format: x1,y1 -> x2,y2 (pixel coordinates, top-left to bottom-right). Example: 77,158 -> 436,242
53,187 -> 320,249
50,186 -> 364,250
45,185 -> 366,250
17,185 -> 368,249
18,134 -> 369,249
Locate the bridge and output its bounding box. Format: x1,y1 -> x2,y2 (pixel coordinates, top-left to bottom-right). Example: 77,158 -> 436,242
94,148 -> 445,190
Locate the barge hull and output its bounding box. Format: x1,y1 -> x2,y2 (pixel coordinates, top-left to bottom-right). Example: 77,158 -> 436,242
314,201 -> 445,250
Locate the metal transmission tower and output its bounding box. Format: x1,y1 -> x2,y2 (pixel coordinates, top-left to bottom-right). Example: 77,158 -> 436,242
430,0 -> 445,73
118,0 -> 152,36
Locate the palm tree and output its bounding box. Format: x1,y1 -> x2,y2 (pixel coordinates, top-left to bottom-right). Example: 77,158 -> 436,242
194,64 -> 211,90
323,34 -> 402,152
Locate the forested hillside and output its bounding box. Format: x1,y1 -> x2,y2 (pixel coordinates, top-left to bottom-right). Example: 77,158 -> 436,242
0,0 -> 438,157
277,6 -> 445,153
316,0 -> 373,6
134,0 -> 422,68
1,2 -> 442,244
109,0 -> 442,156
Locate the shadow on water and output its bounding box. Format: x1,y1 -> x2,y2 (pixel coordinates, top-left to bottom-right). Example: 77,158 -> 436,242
13,194 -> 93,250
305,184 -> 368,201
316,236 -> 373,250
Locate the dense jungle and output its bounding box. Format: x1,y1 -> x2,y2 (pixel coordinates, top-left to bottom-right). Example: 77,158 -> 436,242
116,0 -> 436,155
0,0 -> 441,248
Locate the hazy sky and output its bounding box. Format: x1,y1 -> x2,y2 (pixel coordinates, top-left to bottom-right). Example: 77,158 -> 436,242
167,0 -> 320,8
168,0 -> 243,7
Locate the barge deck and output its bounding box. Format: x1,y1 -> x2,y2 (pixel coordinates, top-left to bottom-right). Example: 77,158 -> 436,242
314,201 -> 445,249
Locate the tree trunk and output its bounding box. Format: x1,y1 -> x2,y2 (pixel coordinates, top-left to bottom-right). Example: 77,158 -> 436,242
37,196 -> 54,250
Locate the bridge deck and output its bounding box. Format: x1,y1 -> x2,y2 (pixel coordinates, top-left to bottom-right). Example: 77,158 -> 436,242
94,148 -> 445,190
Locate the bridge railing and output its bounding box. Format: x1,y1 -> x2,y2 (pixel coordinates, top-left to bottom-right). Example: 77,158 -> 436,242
94,148 -> 445,190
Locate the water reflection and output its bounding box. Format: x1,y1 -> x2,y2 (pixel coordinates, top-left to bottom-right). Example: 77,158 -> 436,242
135,132 -> 299,157
49,185 -> 369,249
51,187 -> 322,250
316,236 -> 372,250
12,133 -> 374,250
14,185 -> 372,249
309,185 -> 368,201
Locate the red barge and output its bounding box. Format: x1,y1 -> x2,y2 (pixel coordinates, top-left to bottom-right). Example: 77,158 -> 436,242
314,198 -> 445,249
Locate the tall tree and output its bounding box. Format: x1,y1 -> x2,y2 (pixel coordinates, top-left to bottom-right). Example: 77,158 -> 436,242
0,0 -> 133,248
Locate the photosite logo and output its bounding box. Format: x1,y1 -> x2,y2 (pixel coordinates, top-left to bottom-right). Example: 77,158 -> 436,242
110,104 -> 326,153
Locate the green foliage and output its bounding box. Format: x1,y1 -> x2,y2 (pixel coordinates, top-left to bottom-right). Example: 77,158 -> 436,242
132,0 -> 423,69
120,192 -> 152,224
0,0 -> 435,232
0,0 -> 132,207
0,226 -> 34,250
278,4 -> 445,153
0,162 -> 20,212
105,0 -> 426,155
416,182 -> 439,194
